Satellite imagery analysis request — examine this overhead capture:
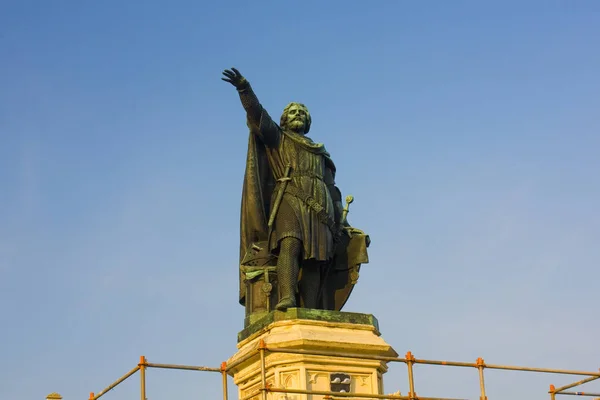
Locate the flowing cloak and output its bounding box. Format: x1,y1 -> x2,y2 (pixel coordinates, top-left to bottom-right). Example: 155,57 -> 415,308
238,130 -> 274,304
238,116 -> 370,309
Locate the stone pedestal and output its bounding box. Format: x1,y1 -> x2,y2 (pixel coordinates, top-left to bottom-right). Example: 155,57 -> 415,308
227,309 -> 398,400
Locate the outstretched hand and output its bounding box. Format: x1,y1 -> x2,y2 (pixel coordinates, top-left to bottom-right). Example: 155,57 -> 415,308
221,67 -> 248,90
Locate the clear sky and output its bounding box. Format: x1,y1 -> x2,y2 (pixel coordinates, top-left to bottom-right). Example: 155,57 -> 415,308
1,1 -> 599,399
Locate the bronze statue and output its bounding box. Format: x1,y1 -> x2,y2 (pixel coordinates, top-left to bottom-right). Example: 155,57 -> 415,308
222,67 -> 370,317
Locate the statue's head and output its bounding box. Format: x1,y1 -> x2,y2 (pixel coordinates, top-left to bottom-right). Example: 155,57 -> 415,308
280,102 -> 311,134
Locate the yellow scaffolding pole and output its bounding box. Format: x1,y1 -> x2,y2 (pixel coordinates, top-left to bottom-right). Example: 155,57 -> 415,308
86,349 -> 600,400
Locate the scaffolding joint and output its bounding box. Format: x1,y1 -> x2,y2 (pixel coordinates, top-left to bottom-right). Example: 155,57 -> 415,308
258,339 -> 268,351
138,356 -> 147,369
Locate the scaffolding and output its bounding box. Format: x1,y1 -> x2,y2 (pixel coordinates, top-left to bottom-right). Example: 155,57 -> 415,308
88,345 -> 600,400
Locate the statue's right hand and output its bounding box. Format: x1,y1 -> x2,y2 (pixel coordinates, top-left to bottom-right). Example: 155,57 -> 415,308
221,67 -> 248,90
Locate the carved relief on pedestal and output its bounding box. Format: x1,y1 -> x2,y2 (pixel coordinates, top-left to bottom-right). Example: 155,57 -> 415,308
278,369 -> 301,400
358,374 -> 370,387
306,369 -> 375,395
306,371 -> 328,392
351,373 -> 373,393
240,382 -> 260,400
240,376 -> 276,400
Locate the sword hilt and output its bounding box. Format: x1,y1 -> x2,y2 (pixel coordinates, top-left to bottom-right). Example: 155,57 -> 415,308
341,194 -> 354,225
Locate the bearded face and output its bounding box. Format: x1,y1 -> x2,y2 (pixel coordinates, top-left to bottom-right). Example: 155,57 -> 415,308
284,104 -> 309,134
289,118 -> 305,132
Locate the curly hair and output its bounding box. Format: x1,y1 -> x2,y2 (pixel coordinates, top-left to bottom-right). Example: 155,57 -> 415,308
280,102 -> 312,134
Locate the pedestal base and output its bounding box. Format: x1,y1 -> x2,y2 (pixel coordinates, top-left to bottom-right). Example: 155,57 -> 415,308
227,309 -> 398,399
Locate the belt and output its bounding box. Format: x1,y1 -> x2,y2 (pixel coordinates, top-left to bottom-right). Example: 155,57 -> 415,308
291,170 -> 324,181
283,183 -> 341,241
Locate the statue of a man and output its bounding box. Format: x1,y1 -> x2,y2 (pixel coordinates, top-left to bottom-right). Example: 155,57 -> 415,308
223,68 -> 368,312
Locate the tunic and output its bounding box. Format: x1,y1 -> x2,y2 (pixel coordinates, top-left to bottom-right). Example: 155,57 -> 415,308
250,109 -> 336,262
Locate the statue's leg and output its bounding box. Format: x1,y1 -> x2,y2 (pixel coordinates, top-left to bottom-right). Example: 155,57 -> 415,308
275,236 -> 302,311
299,261 -> 322,309
318,261 -> 336,310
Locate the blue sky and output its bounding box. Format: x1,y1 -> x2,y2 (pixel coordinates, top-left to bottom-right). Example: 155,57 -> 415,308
1,1 -> 600,399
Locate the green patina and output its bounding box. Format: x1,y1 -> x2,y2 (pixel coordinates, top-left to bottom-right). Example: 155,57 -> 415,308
223,67 -> 371,323
238,308 -> 380,342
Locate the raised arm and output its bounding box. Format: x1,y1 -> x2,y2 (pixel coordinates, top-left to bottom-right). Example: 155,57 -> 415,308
222,67 -> 280,146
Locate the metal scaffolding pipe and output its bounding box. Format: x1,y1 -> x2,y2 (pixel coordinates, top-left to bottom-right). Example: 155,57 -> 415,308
409,358 -> 600,376
220,362 -> 228,400
484,363 -> 600,377
556,391 -> 600,397
554,376 -> 600,393
265,347 -> 600,378
267,346 -> 600,377
476,358 -> 487,400
413,358 -> 480,368
85,346 -> 600,400
224,347 -> 260,372
239,388 -> 262,400
145,362 -> 221,372
406,352 -> 417,399
92,366 -> 140,400
139,356 -> 146,400
410,358 -> 600,378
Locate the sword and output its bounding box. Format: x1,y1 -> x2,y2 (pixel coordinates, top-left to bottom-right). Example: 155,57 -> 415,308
267,164 -> 292,242
341,195 -> 354,226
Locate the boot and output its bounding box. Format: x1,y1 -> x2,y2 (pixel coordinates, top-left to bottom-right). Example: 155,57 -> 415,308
276,268 -> 297,310
275,296 -> 296,311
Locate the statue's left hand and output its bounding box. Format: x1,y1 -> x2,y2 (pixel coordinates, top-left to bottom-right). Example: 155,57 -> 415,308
221,67 -> 248,90
346,227 -> 365,235
344,226 -> 368,240
340,226 -> 351,239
